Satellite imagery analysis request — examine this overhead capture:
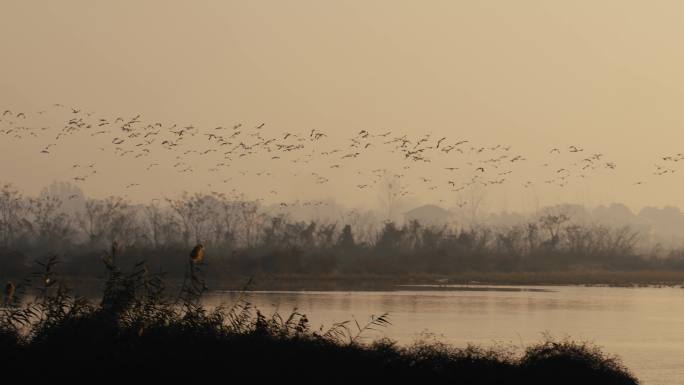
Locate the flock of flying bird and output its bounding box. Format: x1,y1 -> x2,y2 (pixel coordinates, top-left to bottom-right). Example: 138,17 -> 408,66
0,104 -> 676,209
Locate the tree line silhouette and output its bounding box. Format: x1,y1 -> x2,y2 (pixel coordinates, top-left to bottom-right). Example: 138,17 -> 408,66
2,183 -> 684,281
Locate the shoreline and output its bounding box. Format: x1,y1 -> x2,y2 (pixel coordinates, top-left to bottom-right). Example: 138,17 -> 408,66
211,270 -> 684,290
11,270 -> 683,294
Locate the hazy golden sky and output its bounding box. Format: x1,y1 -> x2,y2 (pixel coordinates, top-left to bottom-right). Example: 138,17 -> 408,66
2,1 -> 684,212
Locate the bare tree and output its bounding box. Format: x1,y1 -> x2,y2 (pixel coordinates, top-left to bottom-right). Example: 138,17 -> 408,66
465,183 -> 487,227
538,213 -> 570,248
39,181 -> 85,214
215,195 -> 243,247
238,200 -> 264,248
345,209 -> 378,245
377,173 -> 404,222
77,196 -> 126,244
0,183 -> 25,248
167,192 -> 216,246
143,201 -> 164,248
26,195 -> 73,243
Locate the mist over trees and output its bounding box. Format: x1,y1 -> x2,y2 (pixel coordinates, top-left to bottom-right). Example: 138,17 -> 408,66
3,181 -> 684,280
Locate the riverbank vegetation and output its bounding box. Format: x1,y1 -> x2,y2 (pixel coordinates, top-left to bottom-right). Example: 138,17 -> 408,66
0,254 -> 639,384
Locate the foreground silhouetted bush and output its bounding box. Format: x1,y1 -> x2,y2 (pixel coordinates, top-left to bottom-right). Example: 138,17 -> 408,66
0,256 -> 639,385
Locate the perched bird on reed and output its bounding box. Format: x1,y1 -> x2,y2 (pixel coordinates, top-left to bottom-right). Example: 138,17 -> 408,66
4,281 -> 15,305
190,244 -> 205,264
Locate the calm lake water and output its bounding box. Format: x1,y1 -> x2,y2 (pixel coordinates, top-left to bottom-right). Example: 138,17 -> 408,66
207,285 -> 684,385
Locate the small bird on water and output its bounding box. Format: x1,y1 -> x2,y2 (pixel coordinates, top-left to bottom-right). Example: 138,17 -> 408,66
190,244 -> 204,264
